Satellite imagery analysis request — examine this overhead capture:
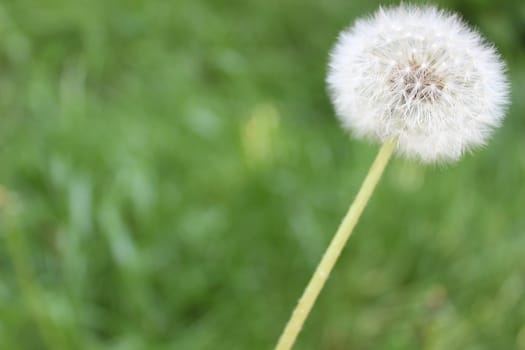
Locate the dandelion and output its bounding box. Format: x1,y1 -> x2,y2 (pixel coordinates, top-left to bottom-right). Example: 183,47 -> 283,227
276,5 -> 509,349
328,5 -> 509,163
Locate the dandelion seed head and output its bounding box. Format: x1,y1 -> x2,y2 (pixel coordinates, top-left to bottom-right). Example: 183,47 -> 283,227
327,5 -> 510,163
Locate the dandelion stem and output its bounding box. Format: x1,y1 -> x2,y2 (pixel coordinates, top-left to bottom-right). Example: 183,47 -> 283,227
275,139 -> 397,350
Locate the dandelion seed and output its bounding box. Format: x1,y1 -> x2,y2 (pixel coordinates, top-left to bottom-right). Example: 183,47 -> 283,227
327,5 -> 510,163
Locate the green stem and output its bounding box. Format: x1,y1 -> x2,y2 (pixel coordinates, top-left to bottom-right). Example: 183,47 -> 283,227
275,139 -> 397,350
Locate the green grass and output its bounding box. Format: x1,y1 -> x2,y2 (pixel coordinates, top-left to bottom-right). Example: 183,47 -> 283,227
0,0 -> 525,349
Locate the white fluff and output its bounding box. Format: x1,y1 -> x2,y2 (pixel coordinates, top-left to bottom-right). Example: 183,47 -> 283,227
327,5 -> 510,163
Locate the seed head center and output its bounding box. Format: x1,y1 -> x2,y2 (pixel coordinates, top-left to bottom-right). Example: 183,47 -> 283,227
394,59 -> 445,103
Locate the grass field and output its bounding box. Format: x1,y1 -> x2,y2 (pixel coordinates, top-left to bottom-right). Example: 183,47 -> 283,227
0,0 -> 525,349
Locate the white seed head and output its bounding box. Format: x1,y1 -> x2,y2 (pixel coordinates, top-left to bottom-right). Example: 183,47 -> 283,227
327,5 -> 510,163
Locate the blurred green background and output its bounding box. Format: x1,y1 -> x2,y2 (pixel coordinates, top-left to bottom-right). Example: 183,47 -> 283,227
0,0 -> 524,349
